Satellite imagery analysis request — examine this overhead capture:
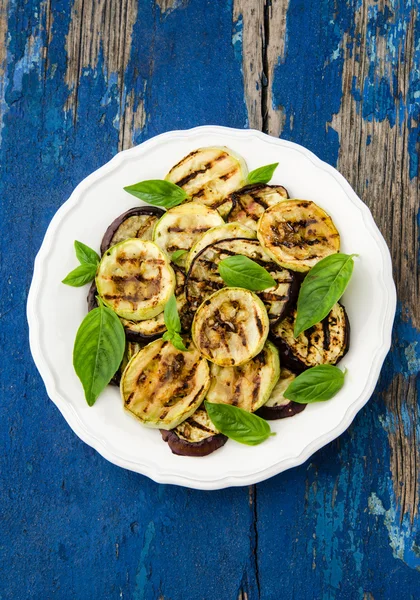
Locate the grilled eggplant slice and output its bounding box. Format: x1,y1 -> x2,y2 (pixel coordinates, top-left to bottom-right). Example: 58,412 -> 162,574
160,408 -> 227,456
192,287 -> 269,366
257,200 -> 340,272
165,146 -> 248,217
100,206 -> 165,254
206,341 -> 280,412
227,183 -> 288,231
153,202 -> 224,269
256,368 -> 306,420
186,238 -> 298,324
185,222 -> 256,272
271,303 -> 350,372
96,239 -> 175,320
121,266 -> 192,341
121,338 -> 210,429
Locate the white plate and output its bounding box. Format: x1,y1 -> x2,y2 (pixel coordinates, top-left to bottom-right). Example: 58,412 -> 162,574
27,126 -> 396,490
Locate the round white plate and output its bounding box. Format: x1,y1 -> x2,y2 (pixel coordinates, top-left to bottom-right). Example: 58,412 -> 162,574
27,126 -> 396,490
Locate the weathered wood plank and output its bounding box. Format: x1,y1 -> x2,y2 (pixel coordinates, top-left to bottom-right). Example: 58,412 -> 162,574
253,0 -> 420,596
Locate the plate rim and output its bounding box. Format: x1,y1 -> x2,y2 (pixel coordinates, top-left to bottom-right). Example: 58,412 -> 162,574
27,125 -> 396,490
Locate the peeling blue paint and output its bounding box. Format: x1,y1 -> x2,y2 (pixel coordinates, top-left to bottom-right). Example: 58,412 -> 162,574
368,492 -> 420,570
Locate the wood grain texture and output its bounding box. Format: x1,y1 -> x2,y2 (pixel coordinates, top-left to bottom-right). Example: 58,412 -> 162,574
65,0 -> 138,120
0,0 -> 419,598
329,0 -> 419,523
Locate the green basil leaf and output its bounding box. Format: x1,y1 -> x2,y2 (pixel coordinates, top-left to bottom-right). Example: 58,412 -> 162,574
218,255 -> 276,291
74,240 -> 100,266
163,330 -> 189,352
164,294 -> 181,333
171,249 -> 188,263
294,253 -> 357,337
73,302 -> 125,406
62,263 -> 97,287
123,179 -> 188,209
284,365 -> 346,403
205,401 -> 275,446
247,162 -> 279,185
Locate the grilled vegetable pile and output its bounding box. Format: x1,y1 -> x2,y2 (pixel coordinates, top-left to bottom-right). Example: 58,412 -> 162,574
63,147 -> 356,457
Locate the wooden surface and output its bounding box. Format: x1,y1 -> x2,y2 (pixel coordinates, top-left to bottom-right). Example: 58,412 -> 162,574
1,1 -> 419,598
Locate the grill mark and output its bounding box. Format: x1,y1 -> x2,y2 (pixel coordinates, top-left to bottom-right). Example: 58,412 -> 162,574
110,273 -> 157,284
186,420 -> 214,433
125,392 -> 134,406
171,149 -> 199,171
167,226 -> 210,234
237,322 -> 249,347
248,194 -> 269,209
323,316 -> 331,351
174,159 -> 218,187
231,380 -> 242,407
305,238 -> 327,246
116,256 -> 165,265
260,292 -> 288,302
251,375 -> 262,409
220,169 -> 236,181
103,293 -> 144,303
255,311 -> 264,335
185,384 -> 205,408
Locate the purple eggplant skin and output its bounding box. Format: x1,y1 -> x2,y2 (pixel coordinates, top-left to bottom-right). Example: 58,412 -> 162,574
87,281 -> 98,312
100,206 -> 165,254
257,402 -> 306,420
160,429 -> 228,457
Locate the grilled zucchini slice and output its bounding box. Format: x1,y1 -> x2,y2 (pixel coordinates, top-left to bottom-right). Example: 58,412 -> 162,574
121,338 -> 210,429
186,238 -> 298,324
100,206 -> 165,254
227,183 -> 288,231
185,222 -> 256,272
153,202 -> 224,269
96,239 -> 175,320
256,368 -> 307,420
206,341 -> 280,412
121,266 -> 192,341
165,146 -> 248,217
257,200 -> 340,272
160,408 -> 227,456
271,303 -> 350,372
192,287 -> 269,366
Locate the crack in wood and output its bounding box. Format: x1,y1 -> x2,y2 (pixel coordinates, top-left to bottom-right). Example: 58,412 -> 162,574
329,0 -> 419,523
64,0 -> 138,123
234,0 -> 289,134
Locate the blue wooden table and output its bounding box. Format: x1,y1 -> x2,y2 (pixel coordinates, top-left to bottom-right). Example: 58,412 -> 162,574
1,1 -> 419,598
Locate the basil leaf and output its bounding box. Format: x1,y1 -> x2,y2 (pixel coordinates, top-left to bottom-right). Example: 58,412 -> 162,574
74,240 -> 100,266
247,162 -> 279,185
73,302 -> 125,406
171,249 -> 188,263
124,180 -> 188,209
205,401 -> 275,446
218,255 -> 276,291
163,330 -> 188,352
62,263 -> 97,287
162,295 -> 189,351
284,365 -> 345,403
164,294 -> 181,332
294,253 -> 357,337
